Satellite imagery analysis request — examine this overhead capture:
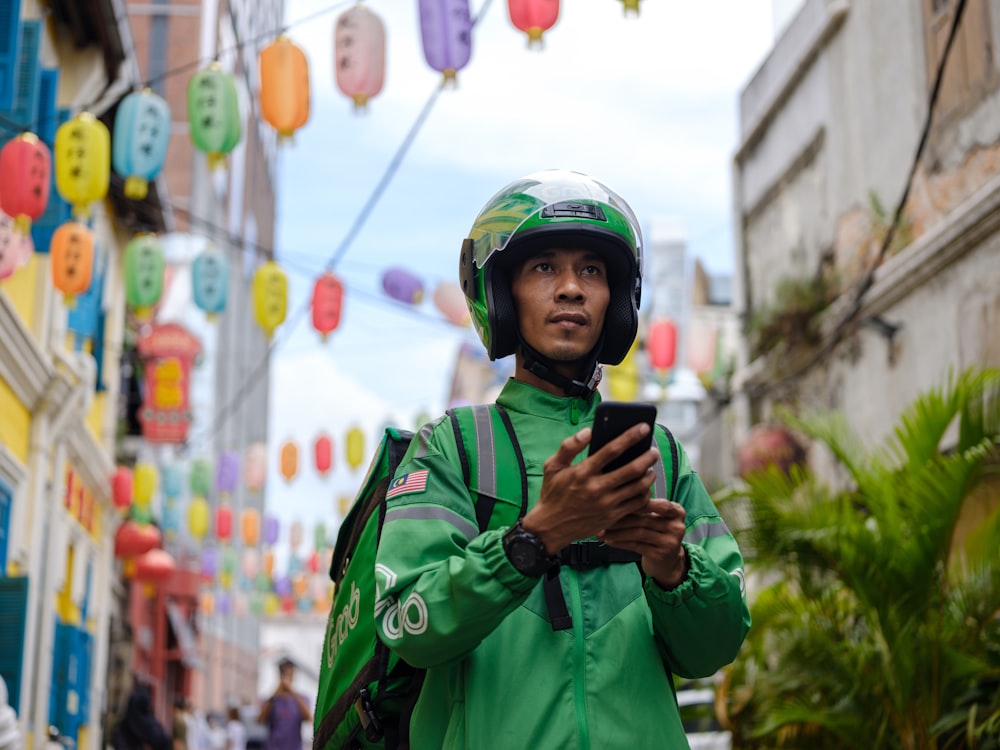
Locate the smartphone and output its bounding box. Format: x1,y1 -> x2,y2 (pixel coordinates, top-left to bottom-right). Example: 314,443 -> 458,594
587,401 -> 657,473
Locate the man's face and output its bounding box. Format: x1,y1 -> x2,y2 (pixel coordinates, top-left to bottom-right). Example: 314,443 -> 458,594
510,247 -> 609,376
279,665 -> 294,687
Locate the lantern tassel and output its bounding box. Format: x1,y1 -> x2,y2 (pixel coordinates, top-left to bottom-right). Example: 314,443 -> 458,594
124,176 -> 150,200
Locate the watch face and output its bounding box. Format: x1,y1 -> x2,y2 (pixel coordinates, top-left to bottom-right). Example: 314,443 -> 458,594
509,541 -> 538,571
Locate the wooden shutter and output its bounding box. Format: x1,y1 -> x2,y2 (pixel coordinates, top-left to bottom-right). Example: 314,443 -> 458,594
0,0 -> 23,111
0,576 -> 28,713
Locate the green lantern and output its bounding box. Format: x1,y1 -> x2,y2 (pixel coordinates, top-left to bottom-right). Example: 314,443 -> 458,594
189,457 -> 213,497
187,63 -> 242,170
124,233 -> 165,320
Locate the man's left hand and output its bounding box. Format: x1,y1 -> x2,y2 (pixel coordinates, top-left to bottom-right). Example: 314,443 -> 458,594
597,498 -> 688,589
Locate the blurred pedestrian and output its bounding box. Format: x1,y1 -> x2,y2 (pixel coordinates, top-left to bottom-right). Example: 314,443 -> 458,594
111,684 -> 170,750
257,659 -> 311,750
224,709 -> 245,750
171,697 -> 188,750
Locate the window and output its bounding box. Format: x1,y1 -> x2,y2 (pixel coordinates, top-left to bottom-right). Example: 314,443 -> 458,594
923,0 -> 998,123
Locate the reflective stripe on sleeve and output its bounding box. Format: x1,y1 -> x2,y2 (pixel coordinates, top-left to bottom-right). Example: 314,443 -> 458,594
685,517 -> 732,544
385,505 -> 478,541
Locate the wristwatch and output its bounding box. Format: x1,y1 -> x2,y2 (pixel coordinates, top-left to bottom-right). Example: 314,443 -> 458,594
502,520 -> 556,577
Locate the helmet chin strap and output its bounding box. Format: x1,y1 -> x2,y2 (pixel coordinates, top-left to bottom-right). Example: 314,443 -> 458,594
519,335 -> 604,399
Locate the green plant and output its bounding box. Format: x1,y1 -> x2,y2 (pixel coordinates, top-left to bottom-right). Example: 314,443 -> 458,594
716,368 -> 1000,749
748,272 -> 835,358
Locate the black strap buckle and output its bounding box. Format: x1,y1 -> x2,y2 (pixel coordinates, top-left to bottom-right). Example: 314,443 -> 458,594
558,541 -> 642,568
354,688 -> 383,741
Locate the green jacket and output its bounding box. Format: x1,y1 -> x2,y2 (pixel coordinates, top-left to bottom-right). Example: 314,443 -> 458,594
375,380 -> 750,749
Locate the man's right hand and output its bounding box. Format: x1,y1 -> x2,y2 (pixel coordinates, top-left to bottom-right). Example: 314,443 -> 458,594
520,423 -> 658,555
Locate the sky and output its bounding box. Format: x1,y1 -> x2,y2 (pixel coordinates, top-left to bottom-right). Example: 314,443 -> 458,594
260,0 -> 777,555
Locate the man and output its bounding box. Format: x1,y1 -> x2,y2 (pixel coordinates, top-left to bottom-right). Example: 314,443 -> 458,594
257,659 -> 312,750
374,169 -> 750,749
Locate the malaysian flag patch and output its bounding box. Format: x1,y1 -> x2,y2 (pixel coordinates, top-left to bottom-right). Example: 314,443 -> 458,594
386,470 -> 429,499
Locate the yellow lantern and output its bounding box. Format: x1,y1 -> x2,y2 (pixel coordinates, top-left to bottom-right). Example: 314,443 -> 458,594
133,462 -> 158,514
264,592 -> 280,616
606,339 -> 640,402
188,496 -> 210,540
338,494 -> 352,516
259,36 -> 310,141
252,261 -> 288,338
345,425 -> 365,471
54,112 -> 111,219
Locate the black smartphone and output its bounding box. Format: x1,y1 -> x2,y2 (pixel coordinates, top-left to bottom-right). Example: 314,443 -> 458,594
587,401 -> 657,473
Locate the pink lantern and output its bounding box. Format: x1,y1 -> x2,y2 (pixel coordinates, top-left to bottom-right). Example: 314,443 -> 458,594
134,548 -> 176,585
507,0 -> 559,48
311,272 -> 343,340
314,433 -> 333,476
434,281 -> 470,326
0,211 -> 27,280
0,133 -> 51,236
244,442 -> 267,490
334,4 -> 386,111
215,504 -> 233,542
382,267 -> 424,305
111,467 -> 134,511
289,520 -> 303,552
114,520 -> 161,558
418,0 -> 474,84
647,318 -> 677,371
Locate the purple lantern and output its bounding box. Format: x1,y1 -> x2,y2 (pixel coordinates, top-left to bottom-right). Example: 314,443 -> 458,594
216,592 -> 231,615
263,514 -> 280,546
200,547 -> 219,579
418,0 -> 474,84
215,451 -> 240,496
382,267 -> 424,305
274,575 -> 292,597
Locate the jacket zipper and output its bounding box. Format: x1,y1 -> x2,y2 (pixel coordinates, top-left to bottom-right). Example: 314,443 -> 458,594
568,567 -> 590,749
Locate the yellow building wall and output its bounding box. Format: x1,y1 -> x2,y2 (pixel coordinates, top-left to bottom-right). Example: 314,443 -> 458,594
2,254 -> 41,331
0,379 -> 30,462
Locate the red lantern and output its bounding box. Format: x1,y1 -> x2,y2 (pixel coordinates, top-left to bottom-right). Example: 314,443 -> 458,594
111,467 -> 134,510
215,504 -> 233,542
0,133 -> 52,235
114,520 -> 161,558
507,0 -> 559,48
334,4 -> 387,111
311,272 -> 343,339
134,548 -> 176,584
314,433 -> 333,476
647,318 -> 677,371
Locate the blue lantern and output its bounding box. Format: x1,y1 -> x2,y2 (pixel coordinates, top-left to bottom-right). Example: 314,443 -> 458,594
161,463 -> 184,499
192,247 -> 229,317
418,0 -> 474,85
112,89 -> 171,201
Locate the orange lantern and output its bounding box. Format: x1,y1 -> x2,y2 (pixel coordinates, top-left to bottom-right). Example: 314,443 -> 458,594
0,133 -> 51,235
50,222 -> 95,304
241,508 -> 261,546
111,466 -> 134,511
334,3 -> 387,111
311,272 -> 343,340
314,433 -> 333,476
433,281 -> 470,326
647,318 -> 677,371
280,440 -> 298,482
507,0 -> 559,48
259,36 -> 310,141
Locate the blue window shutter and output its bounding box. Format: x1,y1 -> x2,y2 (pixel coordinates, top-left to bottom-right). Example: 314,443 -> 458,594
0,479 -> 10,569
0,19 -> 40,141
36,67 -> 58,144
50,620 -> 72,733
30,106 -> 72,254
0,576 -> 28,713
0,0 -> 22,111
75,629 -> 93,730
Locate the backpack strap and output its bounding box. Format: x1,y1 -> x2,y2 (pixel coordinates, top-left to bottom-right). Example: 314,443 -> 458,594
653,423 -> 680,500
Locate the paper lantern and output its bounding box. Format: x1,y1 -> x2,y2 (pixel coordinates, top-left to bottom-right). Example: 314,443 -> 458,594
200,591 -> 215,615
161,498 -> 180,537
313,522 -> 327,551
221,547 -> 237,577
188,496 -> 210,540
433,281 -> 470,326
382,267 -> 423,305
289,520 -> 303,552
279,440 -> 298,482
647,318 -> 677,371
240,549 -> 259,580
192,248 -> 229,317
338,494 -> 351,516
618,0 -> 641,16
0,212 -> 22,280
135,548 -> 176,585
607,339 -> 640,402
260,36 -> 310,139
54,112 -> 110,218
418,0 -> 473,84
50,222 -> 94,303
245,442 -> 267,491
241,508 -> 260,546
215,451 -> 240,496
737,424 -> 807,480
187,63 -> 242,169
112,89 -> 171,200
263,514 -> 280,546
263,549 -> 275,577
345,425 -> 365,471
252,261 -> 288,338
190,458 -> 213,497
312,272 -> 343,340
507,0 -> 559,48
314,433 -> 333,476
161,463 -> 183,499
124,233 -> 165,319
215,504 -> 233,542
114,519 -> 161,558
200,547 -> 219,580
334,4 -> 387,110
0,133 -> 51,235
274,574 -> 292,597
307,551 -> 320,575
111,466 -> 133,510
133,462 -> 158,514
